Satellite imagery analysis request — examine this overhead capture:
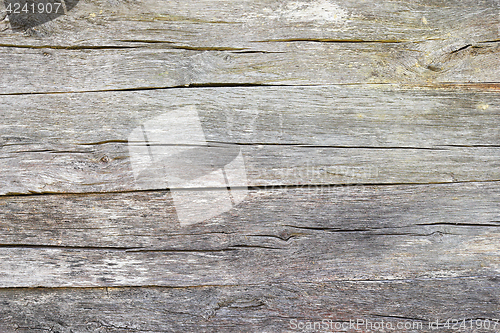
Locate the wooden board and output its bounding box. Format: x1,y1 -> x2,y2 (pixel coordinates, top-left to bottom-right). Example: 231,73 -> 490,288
1,182 -> 500,331
0,0 -> 499,331
0,0 -> 499,93
1,182 -> 500,287
1,86 -> 499,195
1,278 -> 500,333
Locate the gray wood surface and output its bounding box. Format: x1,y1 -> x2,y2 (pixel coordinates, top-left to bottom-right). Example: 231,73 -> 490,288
1,182 -> 500,288
1,86 -> 499,195
1,278 -> 500,332
1,0 -> 499,331
0,182 -> 499,331
1,0 -> 499,93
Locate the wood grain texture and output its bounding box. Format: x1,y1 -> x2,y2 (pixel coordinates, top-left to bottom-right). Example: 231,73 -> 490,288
0,182 -> 499,331
1,278 -> 500,333
0,182 -> 499,288
0,0 -> 499,92
1,0 -> 499,331
1,86 -> 499,195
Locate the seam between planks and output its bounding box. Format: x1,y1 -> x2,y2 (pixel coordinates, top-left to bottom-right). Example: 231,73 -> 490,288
1,82 -> 500,96
1,179 -> 500,198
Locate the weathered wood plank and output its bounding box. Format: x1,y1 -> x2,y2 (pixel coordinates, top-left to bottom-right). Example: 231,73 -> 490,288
2,182 -> 499,246
1,41 -> 499,93
1,86 -> 499,194
2,144 -> 500,194
1,277 -> 499,332
0,45 -> 404,93
0,0 -> 498,92
3,86 -> 500,147
1,0 -> 498,46
0,182 -> 499,287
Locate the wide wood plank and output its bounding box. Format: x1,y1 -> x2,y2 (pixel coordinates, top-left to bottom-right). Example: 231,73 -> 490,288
2,144 -> 500,194
3,86 -> 500,147
1,277 -> 499,332
0,182 -> 499,287
1,86 -> 499,194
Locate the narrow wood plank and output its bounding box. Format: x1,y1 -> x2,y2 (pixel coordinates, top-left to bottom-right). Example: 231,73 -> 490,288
0,182 -> 499,287
0,0 -> 498,92
1,86 -> 499,194
1,41 -> 498,93
1,277 -> 499,332
1,0 -> 498,46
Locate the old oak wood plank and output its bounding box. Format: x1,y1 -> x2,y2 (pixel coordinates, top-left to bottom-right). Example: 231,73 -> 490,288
0,182 -> 499,287
0,41 -> 498,94
0,0 -> 498,92
1,86 -> 499,195
1,277 -> 499,332
1,0 -> 498,45
1,181 -> 499,246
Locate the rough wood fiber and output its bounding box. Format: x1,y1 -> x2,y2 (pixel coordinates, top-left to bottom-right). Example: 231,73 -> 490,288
0,0 -> 499,92
1,86 -> 499,195
0,0 -> 499,331
0,182 -> 500,289
1,278 -> 500,333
